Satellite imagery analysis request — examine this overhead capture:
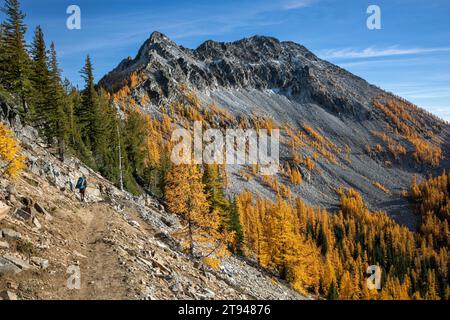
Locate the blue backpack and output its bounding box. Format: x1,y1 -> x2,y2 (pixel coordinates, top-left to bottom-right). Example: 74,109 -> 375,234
76,177 -> 86,190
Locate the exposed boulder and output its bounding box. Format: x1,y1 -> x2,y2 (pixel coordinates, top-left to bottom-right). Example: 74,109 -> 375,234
32,216 -> 42,229
2,254 -> 33,271
1,228 -> 22,240
30,256 -> 49,270
0,98 -> 21,128
0,257 -> 22,275
0,290 -> 18,300
0,200 -> 11,221
0,241 -> 10,249
12,208 -> 32,221
34,202 -> 47,215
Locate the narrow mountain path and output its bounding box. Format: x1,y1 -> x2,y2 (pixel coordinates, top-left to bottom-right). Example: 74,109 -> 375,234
53,203 -> 136,300
74,204 -> 130,299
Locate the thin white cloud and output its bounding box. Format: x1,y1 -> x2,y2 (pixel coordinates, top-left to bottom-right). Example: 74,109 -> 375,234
335,55 -> 450,68
403,92 -> 450,99
55,0 -> 321,59
282,0 -> 316,10
336,57 -> 423,68
383,84 -> 450,100
322,46 -> 450,59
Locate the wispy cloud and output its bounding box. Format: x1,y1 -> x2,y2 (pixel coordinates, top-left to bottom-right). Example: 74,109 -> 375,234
321,46 -> 450,59
58,0 -> 317,57
399,88 -> 450,99
334,56 -> 450,68
335,57 -> 422,68
282,0 -> 316,10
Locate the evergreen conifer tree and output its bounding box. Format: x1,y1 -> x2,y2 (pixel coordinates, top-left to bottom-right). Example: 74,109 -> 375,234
1,0 -> 31,114
30,26 -> 51,126
78,55 -> 100,149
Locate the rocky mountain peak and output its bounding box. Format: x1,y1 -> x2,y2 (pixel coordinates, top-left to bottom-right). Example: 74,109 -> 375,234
135,31 -> 180,61
100,31 -> 381,117
148,31 -> 171,44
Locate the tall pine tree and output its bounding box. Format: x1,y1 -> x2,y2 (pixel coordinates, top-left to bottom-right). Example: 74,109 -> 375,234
48,42 -> 68,160
1,0 -> 31,114
77,55 -> 100,150
30,26 -> 51,126
229,197 -> 244,254
124,108 -> 147,177
203,164 -> 230,226
0,23 -> 6,90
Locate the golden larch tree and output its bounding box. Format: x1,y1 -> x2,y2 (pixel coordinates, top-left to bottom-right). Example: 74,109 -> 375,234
0,123 -> 26,177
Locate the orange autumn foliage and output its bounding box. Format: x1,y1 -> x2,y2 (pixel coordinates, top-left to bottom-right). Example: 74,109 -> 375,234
236,187 -> 448,299
373,97 -> 443,166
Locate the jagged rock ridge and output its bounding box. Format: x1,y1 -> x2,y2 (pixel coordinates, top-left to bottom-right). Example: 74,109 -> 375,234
101,32 -> 384,117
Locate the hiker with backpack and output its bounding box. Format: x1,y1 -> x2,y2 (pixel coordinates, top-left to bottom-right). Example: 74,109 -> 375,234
75,175 -> 87,202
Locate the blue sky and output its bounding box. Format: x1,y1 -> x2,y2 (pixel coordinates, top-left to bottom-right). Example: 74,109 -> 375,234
2,0 -> 449,120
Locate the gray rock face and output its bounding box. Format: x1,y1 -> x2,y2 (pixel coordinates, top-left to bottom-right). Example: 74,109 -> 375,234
2,254 -> 33,271
30,256 -> 49,270
1,228 -> 22,240
0,257 -> 21,275
0,99 -> 21,128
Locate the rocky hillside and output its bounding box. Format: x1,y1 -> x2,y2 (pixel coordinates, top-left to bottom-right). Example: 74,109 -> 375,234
100,32 -> 450,228
0,101 -> 307,300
